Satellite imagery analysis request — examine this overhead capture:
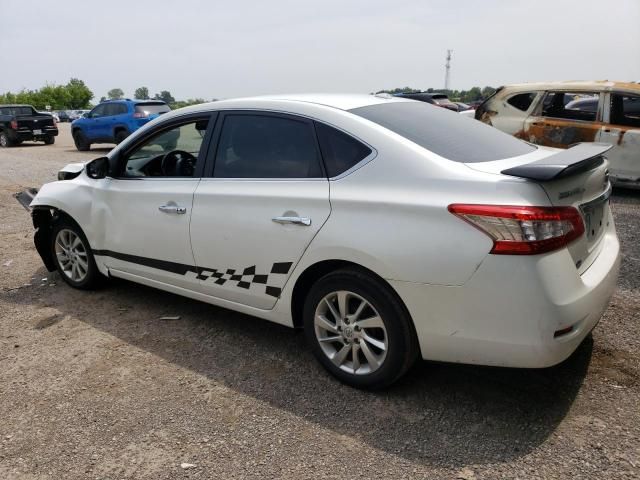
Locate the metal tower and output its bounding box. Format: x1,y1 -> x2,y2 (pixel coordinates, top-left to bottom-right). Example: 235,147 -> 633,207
444,49 -> 452,90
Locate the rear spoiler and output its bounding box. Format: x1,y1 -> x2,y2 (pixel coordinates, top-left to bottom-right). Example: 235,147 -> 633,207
501,143 -> 613,181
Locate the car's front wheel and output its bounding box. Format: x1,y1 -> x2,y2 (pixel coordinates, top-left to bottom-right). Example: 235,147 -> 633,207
304,268 -> 418,389
50,219 -> 103,289
73,130 -> 90,151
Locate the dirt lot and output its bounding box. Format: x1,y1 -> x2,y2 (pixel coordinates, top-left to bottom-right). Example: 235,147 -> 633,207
0,124 -> 639,479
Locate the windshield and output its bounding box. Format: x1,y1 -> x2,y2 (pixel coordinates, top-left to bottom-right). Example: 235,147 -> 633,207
349,101 -> 535,163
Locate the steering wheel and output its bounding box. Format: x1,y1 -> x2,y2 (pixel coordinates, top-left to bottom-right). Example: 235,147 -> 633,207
160,150 -> 197,177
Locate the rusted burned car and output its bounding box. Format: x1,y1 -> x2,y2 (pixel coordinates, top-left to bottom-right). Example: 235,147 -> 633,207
476,81 -> 640,188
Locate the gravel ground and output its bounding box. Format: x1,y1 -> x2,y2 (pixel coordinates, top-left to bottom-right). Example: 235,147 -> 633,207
0,125 -> 638,479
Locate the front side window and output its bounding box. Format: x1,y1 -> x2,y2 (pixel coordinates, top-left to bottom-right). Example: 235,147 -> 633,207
610,94 -> 640,127
121,118 -> 209,178
90,104 -> 106,118
315,122 -> 372,177
214,114 -> 323,178
507,92 -> 537,111
541,91 -> 600,122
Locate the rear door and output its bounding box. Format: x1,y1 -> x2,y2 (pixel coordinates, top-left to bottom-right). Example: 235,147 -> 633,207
598,92 -> 640,184
524,91 -> 604,147
190,111 -> 331,309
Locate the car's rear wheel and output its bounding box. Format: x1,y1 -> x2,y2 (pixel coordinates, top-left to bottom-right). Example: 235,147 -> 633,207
73,130 -> 90,151
303,268 -> 418,389
114,130 -> 129,144
50,219 -> 103,289
0,132 -> 13,148
44,136 -> 55,145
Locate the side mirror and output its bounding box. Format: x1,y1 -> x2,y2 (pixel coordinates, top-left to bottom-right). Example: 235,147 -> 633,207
82,113 -> 89,118
86,156 -> 109,179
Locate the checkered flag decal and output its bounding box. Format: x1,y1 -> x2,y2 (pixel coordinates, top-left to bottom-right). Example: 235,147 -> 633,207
195,262 -> 293,297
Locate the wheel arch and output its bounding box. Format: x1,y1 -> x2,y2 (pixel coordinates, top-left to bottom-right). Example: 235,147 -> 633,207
290,259 -> 420,353
32,206 -> 90,272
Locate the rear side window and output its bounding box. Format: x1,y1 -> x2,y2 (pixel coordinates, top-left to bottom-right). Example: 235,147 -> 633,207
350,102 -> 535,163
610,94 -> 640,128
315,122 -> 372,177
214,114 -> 323,178
507,93 -> 536,111
135,102 -> 170,115
541,92 -> 600,122
105,103 -> 127,116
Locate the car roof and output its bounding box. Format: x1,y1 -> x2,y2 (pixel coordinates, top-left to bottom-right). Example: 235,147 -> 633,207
0,104 -> 32,108
501,80 -> 640,94
172,93 -> 411,117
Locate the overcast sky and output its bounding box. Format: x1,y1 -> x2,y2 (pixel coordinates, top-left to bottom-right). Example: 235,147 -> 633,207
1,0 -> 639,101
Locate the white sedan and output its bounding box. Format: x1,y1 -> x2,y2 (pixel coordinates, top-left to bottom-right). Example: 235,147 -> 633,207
30,94 -> 620,389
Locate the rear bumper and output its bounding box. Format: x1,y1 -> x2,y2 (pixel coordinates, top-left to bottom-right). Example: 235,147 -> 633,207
391,222 -> 620,368
11,127 -> 59,140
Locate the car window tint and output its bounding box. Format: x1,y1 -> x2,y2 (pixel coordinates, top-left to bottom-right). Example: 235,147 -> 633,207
214,114 -> 323,178
350,102 -> 535,163
122,118 -> 209,178
91,105 -> 106,117
315,122 -> 372,177
610,94 -> 640,128
135,103 -> 170,115
541,92 -> 599,122
507,93 -> 536,111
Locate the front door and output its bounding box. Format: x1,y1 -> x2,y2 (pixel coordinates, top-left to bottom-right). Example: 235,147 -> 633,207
92,114 -> 215,290
190,111 -> 331,309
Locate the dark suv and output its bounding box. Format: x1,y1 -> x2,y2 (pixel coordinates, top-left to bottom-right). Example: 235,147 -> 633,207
71,99 -> 170,151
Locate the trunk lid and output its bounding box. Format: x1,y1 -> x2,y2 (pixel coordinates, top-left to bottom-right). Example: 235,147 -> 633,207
466,143 -> 613,274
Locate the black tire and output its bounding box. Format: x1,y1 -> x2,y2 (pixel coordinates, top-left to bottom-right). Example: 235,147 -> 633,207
44,136 -> 55,145
50,217 -> 104,290
73,130 -> 90,151
0,131 -> 13,148
303,268 -> 418,389
114,130 -> 129,144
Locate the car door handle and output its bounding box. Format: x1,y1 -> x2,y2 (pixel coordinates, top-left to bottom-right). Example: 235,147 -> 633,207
272,216 -> 312,226
159,205 -> 187,214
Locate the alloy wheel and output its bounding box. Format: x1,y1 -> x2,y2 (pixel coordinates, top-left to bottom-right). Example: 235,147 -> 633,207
54,229 -> 89,282
314,290 -> 388,375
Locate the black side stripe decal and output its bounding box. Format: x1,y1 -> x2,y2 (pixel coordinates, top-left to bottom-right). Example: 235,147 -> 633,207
93,250 -> 292,298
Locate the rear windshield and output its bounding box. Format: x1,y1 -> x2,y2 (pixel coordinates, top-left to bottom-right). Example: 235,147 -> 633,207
0,106 -> 33,116
134,102 -> 170,115
349,101 -> 535,163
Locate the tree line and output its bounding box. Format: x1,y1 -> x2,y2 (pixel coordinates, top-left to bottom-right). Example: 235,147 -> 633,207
102,86 -> 210,110
0,79 -> 211,111
0,79 -> 93,110
376,86 -> 497,103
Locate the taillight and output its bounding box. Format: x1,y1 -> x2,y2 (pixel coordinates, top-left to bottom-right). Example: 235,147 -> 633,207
133,112 -> 148,119
10,120 -> 18,129
448,204 -> 585,255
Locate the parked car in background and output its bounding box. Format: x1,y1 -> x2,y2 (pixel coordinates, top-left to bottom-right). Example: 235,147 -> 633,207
476,81 -> 640,188
28,94 -> 619,388
454,102 -> 472,111
56,110 -> 71,122
0,104 -> 58,147
71,99 -> 171,151
40,111 -> 60,122
393,92 -> 459,111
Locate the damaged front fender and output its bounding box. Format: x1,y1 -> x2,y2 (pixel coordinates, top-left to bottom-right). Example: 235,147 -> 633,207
32,207 -> 57,272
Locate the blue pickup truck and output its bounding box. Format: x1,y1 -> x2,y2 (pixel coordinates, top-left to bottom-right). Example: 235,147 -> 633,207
71,99 -> 170,151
